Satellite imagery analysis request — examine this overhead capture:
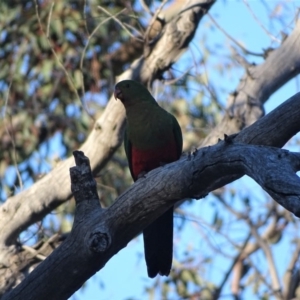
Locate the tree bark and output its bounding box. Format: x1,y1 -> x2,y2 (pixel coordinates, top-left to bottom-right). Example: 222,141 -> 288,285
0,0 -> 216,295
2,3 -> 300,298
3,91 -> 300,300
202,20 -> 300,146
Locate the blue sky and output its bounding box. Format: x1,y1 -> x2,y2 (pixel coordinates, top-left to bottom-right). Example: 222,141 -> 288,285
1,2 -> 299,299
71,1 -> 300,300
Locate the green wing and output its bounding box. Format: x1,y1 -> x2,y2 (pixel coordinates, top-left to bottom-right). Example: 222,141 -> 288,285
170,113 -> 183,158
124,126 -> 135,180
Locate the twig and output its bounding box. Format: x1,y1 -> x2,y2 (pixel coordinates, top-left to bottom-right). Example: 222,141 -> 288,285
97,6 -> 143,41
139,0 -> 152,16
189,42 -> 222,109
22,245 -> 46,261
176,209 -> 243,259
282,240 -> 300,300
3,46 -> 24,190
83,0 -> 90,36
79,8 -> 127,118
4,116 -> 23,191
162,66 -> 193,85
34,0 -> 82,110
247,258 -> 276,294
144,0 -> 168,43
213,232 -> 252,299
243,0 -> 281,43
248,219 -> 283,299
207,13 -> 263,57
46,2 -> 54,37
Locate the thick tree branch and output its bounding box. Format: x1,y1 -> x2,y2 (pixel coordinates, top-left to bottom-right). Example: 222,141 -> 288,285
0,0 -> 215,294
235,91 -> 300,147
1,2 -> 299,297
202,20 -> 300,146
0,0 -> 214,260
3,92 -> 300,300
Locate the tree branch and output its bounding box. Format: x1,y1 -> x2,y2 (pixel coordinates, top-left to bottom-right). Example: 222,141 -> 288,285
0,0 -> 216,294
248,219 -> 282,299
3,92 -> 300,300
283,240 -> 300,300
230,206 -> 288,296
1,2 -> 300,297
202,20 -> 300,146
0,0 -> 215,259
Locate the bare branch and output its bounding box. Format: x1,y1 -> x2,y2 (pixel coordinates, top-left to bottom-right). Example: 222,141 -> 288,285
235,91 -> 300,147
213,232 -> 252,299
1,2 -> 300,297
34,0 -> 82,108
0,1 -> 215,293
207,13 -> 263,57
3,92 -> 300,299
202,20 -> 300,146
97,6 -> 143,40
248,219 -> 282,299
79,8 -> 127,115
243,0 -> 281,43
283,240 -> 300,300
230,207 -> 288,296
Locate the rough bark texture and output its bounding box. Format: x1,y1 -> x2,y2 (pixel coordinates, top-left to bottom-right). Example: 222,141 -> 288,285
3,91 -> 300,300
1,3 -> 300,299
201,20 -> 300,146
0,0 -> 216,295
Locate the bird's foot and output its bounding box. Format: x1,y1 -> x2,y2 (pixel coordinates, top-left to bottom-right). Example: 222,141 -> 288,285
137,171 -> 147,180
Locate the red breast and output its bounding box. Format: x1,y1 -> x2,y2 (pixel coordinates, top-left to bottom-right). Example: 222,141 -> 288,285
131,139 -> 179,181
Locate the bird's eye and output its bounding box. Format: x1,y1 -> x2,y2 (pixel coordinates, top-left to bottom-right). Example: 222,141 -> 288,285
126,84 -> 130,88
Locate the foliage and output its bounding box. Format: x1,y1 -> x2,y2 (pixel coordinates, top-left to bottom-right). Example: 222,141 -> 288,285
1,0 -> 300,299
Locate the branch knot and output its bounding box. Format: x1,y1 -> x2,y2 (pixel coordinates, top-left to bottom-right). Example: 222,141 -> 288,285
88,231 -> 111,253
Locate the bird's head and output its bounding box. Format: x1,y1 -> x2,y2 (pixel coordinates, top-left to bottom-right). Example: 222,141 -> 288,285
114,80 -> 156,107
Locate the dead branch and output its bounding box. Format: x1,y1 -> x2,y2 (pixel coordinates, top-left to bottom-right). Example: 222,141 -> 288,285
202,20 -> 300,146
0,0 -> 215,294
3,91 -> 300,300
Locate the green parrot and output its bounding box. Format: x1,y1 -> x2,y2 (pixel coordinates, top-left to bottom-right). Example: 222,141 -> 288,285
114,80 -> 183,278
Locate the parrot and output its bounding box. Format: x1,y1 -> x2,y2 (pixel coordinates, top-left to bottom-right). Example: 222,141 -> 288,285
114,80 -> 183,278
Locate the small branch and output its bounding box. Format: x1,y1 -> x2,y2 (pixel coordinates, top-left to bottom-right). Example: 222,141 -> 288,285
242,0 -> 281,43
230,209 -> 287,296
22,245 -> 46,261
97,6 -> 143,40
83,0 -> 90,36
213,232 -> 252,299
202,20 -> 300,146
144,0 -> 168,44
139,0 -> 152,16
207,13 -> 263,57
282,240 -> 300,300
46,2 -> 54,37
79,8 -> 127,116
34,0 -> 82,108
3,43 -> 27,191
248,219 -> 283,299
247,258 -> 277,294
